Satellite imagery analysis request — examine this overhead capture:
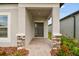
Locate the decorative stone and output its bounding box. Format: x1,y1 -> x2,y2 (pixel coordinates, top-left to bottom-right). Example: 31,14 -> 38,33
52,34 -> 62,49
16,33 -> 25,48
17,47 -> 25,50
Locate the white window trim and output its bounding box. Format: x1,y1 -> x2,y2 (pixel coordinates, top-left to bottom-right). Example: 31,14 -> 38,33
0,12 -> 11,42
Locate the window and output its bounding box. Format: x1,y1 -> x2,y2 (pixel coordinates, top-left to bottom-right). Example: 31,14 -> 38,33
0,15 -> 8,37
0,12 -> 11,42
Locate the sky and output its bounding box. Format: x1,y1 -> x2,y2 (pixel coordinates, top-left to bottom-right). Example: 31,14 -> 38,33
48,3 -> 79,25
60,3 -> 79,19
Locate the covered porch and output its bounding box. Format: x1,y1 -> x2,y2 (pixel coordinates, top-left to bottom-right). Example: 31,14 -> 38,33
17,3 -> 61,53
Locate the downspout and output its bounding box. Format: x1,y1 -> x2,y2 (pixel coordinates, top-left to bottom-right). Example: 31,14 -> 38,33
73,15 -> 76,38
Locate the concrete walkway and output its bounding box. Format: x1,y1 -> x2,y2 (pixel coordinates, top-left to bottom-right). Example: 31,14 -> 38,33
27,38 -> 52,56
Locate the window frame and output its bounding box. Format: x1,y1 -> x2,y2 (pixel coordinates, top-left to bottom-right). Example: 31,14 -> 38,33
0,12 -> 11,42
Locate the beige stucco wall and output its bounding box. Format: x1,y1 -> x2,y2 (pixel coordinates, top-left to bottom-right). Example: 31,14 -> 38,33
0,4 -> 18,47
18,7 -> 26,34
18,7 -> 34,46
44,19 -> 48,38
19,3 -> 59,7
52,7 -> 60,36
25,9 -> 34,46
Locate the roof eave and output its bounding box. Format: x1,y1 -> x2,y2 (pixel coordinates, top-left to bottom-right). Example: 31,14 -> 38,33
60,3 -> 64,7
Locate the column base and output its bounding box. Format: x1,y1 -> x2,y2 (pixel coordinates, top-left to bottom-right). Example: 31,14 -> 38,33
16,33 -> 25,48
52,34 -> 62,49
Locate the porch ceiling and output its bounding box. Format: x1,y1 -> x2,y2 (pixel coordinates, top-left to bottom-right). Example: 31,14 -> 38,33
27,8 -> 52,20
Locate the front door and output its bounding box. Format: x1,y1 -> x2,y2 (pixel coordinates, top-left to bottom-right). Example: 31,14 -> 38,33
34,22 -> 44,37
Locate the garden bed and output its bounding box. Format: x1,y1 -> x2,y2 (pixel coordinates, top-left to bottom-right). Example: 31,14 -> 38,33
50,36 -> 79,56
0,47 -> 29,56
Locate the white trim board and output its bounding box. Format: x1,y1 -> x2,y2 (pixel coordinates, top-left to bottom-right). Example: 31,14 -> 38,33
0,12 -> 11,42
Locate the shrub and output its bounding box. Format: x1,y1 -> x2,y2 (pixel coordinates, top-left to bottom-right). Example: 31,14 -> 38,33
50,36 -> 79,56
58,36 -> 79,56
13,48 -> 29,56
0,47 -> 17,56
50,48 -> 60,56
0,50 -> 6,56
57,44 -> 73,56
48,32 -> 52,40
72,47 -> 79,56
0,47 -> 29,56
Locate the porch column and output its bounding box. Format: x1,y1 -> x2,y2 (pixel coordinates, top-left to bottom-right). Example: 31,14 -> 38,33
17,7 -> 26,48
52,7 -> 62,49
18,7 -> 26,34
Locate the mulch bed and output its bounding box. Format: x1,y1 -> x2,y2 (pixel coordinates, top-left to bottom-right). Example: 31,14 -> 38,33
0,47 -> 29,56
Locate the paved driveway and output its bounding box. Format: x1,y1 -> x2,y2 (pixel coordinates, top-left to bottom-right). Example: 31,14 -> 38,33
27,38 -> 52,56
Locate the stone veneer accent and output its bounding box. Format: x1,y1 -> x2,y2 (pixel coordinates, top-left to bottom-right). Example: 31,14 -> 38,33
17,35 -> 25,48
52,34 -> 62,49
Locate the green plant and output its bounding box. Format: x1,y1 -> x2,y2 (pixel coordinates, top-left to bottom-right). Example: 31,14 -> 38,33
13,51 -> 23,56
48,32 -> 52,40
57,44 -> 73,56
72,47 -> 79,56
56,36 -> 79,56
12,49 -> 29,56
